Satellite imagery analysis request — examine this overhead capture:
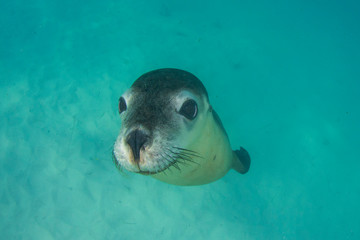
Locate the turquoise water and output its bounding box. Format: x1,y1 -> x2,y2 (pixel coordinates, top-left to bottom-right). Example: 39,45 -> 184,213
1,0 -> 360,239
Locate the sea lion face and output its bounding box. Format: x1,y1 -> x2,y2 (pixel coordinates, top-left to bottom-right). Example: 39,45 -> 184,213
113,69 -> 210,175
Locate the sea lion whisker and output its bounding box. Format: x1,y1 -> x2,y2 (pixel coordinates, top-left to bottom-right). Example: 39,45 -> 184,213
161,150 -> 182,172
156,155 -> 169,175
176,152 -> 194,160
162,150 -> 177,162
172,147 -> 203,158
159,152 -> 174,165
172,162 -> 181,172
166,147 -> 202,165
178,151 -> 203,159
174,149 -> 203,159
158,154 -> 170,167
167,147 -> 202,158
177,155 -> 199,165
175,156 -> 192,166
158,153 -> 173,174
166,148 -> 200,165
173,146 -> 199,153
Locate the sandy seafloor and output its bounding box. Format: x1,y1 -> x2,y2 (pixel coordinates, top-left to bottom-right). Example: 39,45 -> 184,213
1,0 -> 360,239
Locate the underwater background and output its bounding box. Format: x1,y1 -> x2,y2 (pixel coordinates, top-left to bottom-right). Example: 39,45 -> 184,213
1,0 -> 360,239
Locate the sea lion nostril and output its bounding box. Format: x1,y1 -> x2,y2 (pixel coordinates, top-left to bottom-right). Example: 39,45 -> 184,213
126,130 -> 148,162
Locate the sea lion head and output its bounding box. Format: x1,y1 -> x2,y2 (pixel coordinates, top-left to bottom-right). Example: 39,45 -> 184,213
113,68 -> 211,175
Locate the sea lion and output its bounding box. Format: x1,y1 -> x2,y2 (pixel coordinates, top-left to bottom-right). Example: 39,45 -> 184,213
113,68 -> 250,186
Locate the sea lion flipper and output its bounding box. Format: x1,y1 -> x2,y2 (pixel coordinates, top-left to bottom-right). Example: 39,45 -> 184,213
232,147 -> 251,174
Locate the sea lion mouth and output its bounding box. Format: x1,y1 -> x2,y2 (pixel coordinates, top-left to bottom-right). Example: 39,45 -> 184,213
138,157 -> 183,175
113,146 -> 202,175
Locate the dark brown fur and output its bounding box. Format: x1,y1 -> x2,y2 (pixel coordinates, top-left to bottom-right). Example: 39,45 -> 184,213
126,68 -> 208,132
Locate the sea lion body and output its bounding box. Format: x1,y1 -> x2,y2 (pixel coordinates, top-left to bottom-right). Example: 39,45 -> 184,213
113,68 -> 250,186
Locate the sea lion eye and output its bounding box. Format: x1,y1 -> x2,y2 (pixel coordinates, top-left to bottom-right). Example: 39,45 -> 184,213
179,99 -> 198,120
119,97 -> 127,114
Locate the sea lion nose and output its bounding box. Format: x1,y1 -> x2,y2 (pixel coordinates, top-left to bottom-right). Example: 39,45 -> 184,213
126,129 -> 148,162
